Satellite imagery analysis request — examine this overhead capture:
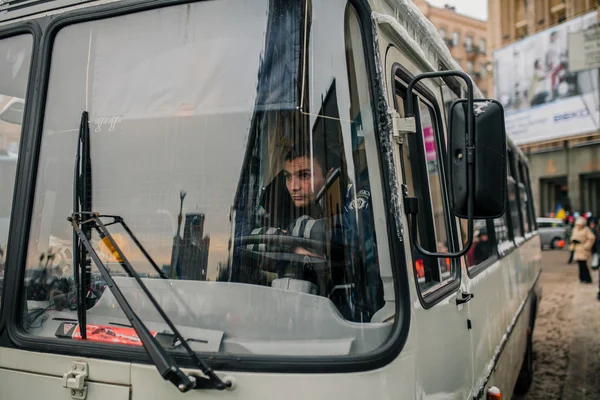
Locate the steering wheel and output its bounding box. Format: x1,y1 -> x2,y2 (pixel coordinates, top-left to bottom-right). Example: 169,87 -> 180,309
235,233 -> 329,256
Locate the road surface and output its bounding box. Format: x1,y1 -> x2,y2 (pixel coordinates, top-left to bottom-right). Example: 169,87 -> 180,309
514,249 -> 600,400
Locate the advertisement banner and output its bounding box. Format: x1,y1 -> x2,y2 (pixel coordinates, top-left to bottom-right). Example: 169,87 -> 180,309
493,11 -> 600,145
568,25 -> 600,72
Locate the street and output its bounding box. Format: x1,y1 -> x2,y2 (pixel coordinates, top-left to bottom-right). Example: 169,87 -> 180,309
514,249 -> 600,400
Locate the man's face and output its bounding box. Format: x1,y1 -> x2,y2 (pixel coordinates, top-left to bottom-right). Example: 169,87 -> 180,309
480,234 -> 488,242
283,156 -> 326,208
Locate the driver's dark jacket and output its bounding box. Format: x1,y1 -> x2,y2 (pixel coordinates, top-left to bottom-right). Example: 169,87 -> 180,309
237,183 -> 382,321
246,183 -> 373,257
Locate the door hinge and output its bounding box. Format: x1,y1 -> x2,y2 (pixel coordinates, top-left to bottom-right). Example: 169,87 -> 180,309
63,361 -> 89,400
467,319 -> 472,330
390,110 -> 416,144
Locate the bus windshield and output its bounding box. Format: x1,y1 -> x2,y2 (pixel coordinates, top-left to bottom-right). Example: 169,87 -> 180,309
23,0 -> 395,357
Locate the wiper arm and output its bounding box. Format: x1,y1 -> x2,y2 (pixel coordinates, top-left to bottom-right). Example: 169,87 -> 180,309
69,212 -> 233,392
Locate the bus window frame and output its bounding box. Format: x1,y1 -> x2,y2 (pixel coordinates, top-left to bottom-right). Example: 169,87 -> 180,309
507,148 -> 526,244
392,62 -> 461,309
519,158 -> 537,234
523,162 -> 538,231
0,21 -> 42,338
2,0 -> 413,376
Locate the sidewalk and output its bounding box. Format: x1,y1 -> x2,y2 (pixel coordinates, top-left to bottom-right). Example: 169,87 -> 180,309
562,276 -> 600,400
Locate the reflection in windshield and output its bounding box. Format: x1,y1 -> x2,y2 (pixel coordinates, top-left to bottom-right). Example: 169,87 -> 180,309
23,0 -> 394,356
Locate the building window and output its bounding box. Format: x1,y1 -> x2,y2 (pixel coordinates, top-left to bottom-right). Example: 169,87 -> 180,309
479,38 -> 486,53
480,62 -> 487,73
466,60 -> 474,73
439,28 -> 447,39
453,31 -> 460,46
465,35 -> 473,51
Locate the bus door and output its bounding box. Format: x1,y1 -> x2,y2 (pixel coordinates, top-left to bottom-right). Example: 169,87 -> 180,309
384,43 -> 474,398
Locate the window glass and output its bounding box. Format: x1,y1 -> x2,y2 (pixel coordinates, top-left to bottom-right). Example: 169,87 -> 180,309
460,218 -> 495,268
22,0 -> 393,356
517,161 -> 533,233
518,182 -> 531,233
508,178 -> 523,238
397,90 -> 454,294
453,31 -> 460,46
507,151 -> 523,238
439,28 -> 447,39
465,35 -> 473,50
0,34 -> 33,304
479,38 -> 486,53
494,215 -> 511,243
521,162 -> 537,230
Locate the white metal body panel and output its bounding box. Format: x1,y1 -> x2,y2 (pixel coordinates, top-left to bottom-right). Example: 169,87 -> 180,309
0,347 -> 130,399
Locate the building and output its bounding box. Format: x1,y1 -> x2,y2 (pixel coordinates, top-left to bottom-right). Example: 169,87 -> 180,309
168,213 -> 210,281
488,0 -> 600,217
413,1 -> 493,97
488,0 -> 598,50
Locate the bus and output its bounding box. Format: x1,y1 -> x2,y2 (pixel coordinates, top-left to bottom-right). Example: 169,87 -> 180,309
0,0 -> 542,398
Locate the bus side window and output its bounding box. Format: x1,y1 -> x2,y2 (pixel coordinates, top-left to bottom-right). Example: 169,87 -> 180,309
518,159 -> 534,233
507,149 -> 524,239
520,160 -> 537,231
395,83 -> 456,294
493,154 -> 513,254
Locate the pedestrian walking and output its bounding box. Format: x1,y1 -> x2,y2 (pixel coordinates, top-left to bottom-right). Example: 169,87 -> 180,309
570,217 -> 595,283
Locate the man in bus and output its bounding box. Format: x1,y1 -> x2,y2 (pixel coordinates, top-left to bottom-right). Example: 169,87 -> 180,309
246,144 -> 381,320
281,145 -> 371,256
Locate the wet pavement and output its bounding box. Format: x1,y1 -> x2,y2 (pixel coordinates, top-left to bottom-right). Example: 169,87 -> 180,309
514,249 -> 600,400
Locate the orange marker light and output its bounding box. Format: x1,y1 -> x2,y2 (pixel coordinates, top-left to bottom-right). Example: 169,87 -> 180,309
487,386 -> 502,400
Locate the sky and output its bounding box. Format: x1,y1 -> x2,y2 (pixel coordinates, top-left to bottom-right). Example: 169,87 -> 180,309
427,0 -> 488,21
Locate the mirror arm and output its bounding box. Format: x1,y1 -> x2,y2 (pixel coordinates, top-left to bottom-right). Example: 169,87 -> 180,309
403,70 -> 475,259
404,191 -> 473,259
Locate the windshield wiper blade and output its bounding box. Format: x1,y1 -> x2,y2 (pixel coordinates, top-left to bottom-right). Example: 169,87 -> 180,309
68,212 -> 232,392
73,110 -> 93,339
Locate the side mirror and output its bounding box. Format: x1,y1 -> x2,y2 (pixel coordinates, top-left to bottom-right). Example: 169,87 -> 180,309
448,99 -> 507,219
403,71 -> 506,259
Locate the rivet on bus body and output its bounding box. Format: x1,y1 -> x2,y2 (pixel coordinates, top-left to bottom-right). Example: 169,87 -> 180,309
487,386 -> 502,400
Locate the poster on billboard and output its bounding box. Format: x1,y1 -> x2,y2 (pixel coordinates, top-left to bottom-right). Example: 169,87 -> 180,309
493,11 -> 600,145
568,25 -> 600,73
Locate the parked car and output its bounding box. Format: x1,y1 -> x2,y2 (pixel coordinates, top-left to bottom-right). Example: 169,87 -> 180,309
537,217 -> 568,249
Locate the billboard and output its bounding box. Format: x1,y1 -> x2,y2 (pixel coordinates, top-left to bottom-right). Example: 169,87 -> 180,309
493,11 -> 600,145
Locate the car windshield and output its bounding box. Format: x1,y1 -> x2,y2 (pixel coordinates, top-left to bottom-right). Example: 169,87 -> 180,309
22,0 -> 395,357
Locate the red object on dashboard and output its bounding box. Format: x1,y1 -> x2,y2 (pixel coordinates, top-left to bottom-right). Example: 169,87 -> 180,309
72,324 -> 156,346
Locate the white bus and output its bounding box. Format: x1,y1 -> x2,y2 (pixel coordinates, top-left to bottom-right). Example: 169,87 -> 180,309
0,0 -> 542,399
